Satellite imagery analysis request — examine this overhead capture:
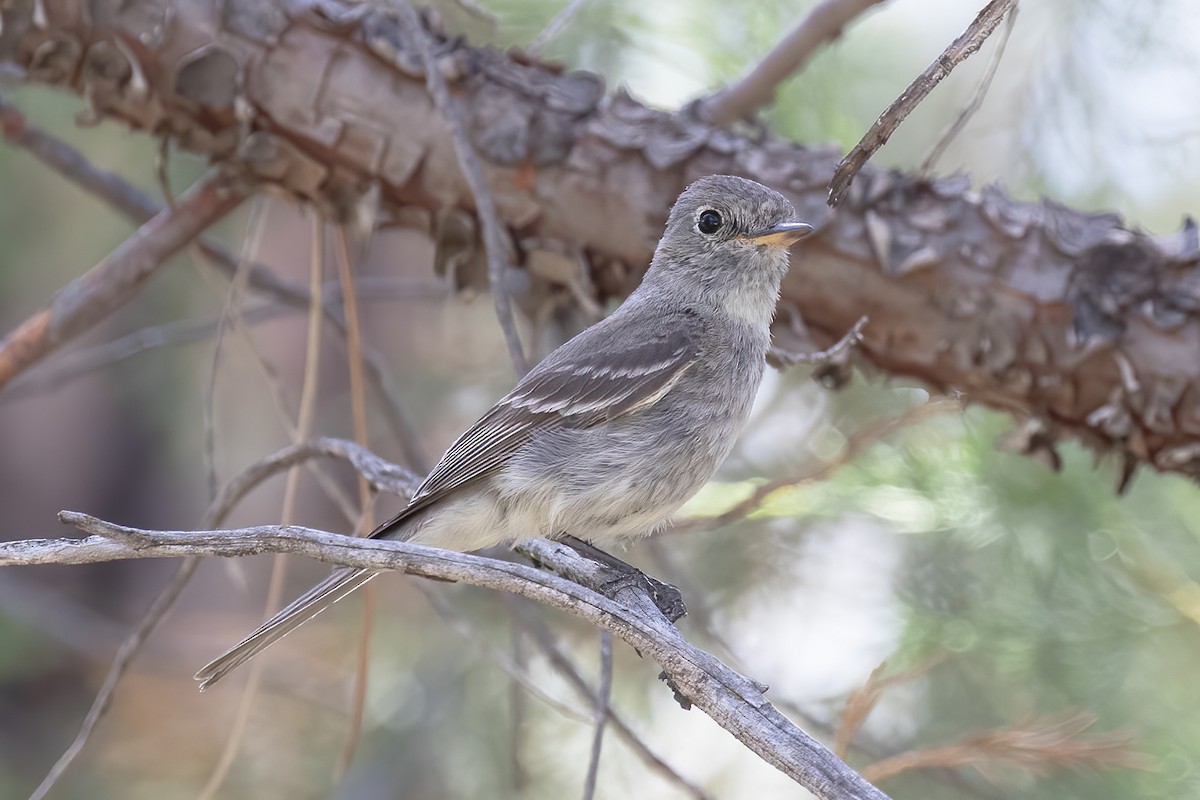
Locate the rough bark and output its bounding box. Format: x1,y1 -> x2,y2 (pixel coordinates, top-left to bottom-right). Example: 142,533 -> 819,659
3,0 -> 1199,481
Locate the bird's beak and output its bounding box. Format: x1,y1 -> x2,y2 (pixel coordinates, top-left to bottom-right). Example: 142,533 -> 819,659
744,221 -> 815,246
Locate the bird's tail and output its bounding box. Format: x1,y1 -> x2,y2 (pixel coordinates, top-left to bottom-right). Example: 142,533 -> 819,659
196,502 -> 434,689
195,566 -> 378,690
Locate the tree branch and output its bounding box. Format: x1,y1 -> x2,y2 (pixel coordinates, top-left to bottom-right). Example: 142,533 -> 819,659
0,95 -> 429,467
697,0 -> 891,125
0,169 -> 247,391
27,558 -> 199,800
395,1 -> 528,375
6,0 -> 1193,480
507,597 -> 714,799
0,94 -> 300,302
828,0 -> 1018,206
2,513 -> 889,800
581,629 -> 613,800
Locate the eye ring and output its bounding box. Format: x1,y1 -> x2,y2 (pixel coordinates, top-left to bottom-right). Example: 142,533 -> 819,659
697,209 -> 722,235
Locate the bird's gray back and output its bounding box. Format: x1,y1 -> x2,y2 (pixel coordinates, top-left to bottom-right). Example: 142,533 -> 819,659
497,296 -> 768,544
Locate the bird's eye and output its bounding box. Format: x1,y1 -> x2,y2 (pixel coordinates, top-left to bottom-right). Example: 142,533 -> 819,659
697,209 -> 722,235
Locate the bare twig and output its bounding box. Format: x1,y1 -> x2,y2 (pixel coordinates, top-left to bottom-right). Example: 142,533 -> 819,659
769,315 -> 868,368
528,0 -> 594,56
15,514 -> 890,800
198,212 -> 328,800
861,711 -> 1148,784
582,630 -> 613,800
509,600 -> 713,800
0,95 -> 310,307
202,197 -> 265,499
1,304 -> 287,401
0,96 -> 428,468
919,4 -> 1019,174
27,558 -> 198,800
697,0 -> 891,125
210,437 -> 420,526
509,624 -> 531,792
0,169 -> 246,392
334,226 -> 375,519
2,279 -> 444,403
333,223 -> 378,776
395,1 -> 528,374
27,433 -> 360,799
420,586 -> 591,723
675,399 -> 958,533
828,0 -> 1018,206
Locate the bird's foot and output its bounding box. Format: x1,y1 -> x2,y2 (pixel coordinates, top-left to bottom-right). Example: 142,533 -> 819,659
560,535 -> 687,623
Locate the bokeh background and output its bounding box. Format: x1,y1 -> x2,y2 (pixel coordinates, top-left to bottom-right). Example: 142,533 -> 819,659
2,0 -> 1200,798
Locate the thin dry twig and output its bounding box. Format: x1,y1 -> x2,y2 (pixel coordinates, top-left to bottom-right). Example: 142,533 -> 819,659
395,1 -> 528,375
0,168 -> 246,392
527,0 -> 594,56
861,711 -> 1149,784
194,200 -> 268,800
193,231 -> 363,525
675,398 -> 958,534
769,315 -> 868,369
12,514 -> 890,800
420,586 -> 592,723
508,599 -> 714,800
0,95 -> 428,468
698,0 -> 891,125
27,558 -> 198,800
1,304 -> 287,401
334,226 -> 376,520
509,624 -> 531,792
202,197 -> 265,499
0,96 -> 302,303
332,224 -> 378,776
28,413 -> 356,800
835,654 -> 946,758
828,0 -> 1018,206
210,437 -> 420,525
582,630 -> 614,800
2,279 -> 445,402
198,212 -> 328,800
919,3 -> 1019,174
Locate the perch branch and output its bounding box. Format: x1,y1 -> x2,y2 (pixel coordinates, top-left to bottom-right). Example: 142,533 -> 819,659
4,513 -> 889,800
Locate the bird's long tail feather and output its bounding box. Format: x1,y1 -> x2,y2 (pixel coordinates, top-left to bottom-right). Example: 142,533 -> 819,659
195,567 -> 377,690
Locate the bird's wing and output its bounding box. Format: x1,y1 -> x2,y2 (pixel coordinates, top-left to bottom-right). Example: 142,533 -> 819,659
370,314 -> 699,537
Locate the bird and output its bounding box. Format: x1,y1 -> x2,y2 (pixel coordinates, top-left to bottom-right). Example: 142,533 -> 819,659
196,174 -> 813,689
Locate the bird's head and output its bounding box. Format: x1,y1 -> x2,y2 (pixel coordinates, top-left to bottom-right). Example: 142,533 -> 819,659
642,175 -> 813,324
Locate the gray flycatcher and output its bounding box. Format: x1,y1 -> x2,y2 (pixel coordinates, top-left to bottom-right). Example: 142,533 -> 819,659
197,174 -> 813,689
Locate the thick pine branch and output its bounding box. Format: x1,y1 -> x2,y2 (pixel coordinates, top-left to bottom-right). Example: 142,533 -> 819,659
2,0 -> 1199,482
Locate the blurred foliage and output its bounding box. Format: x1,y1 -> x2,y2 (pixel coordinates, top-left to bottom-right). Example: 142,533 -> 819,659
2,0 -> 1200,799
